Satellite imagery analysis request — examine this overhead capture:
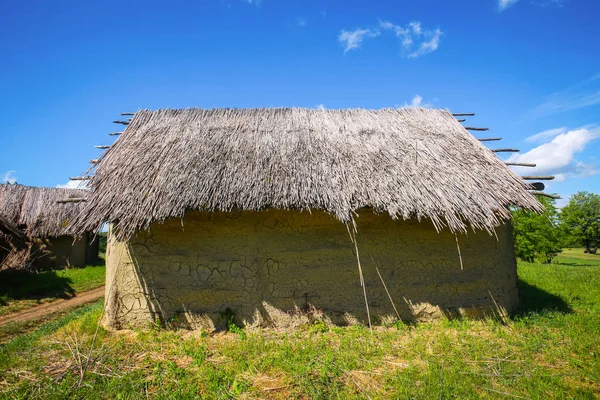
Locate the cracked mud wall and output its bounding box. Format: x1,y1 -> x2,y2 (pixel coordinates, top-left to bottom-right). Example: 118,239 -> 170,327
103,210 -> 518,330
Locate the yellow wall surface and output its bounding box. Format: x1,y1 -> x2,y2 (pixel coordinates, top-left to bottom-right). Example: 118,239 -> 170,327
104,210 -> 518,330
34,234 -> 97,269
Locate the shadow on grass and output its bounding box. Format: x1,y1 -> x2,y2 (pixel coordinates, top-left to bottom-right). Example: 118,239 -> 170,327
0,270 -> 75,307
553,261 -> 597,267
515,279 -> 572,316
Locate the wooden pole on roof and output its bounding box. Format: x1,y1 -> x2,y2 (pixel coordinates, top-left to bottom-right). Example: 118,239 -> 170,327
505,162 -> 536,167
57,198 -> 87,204
109,132 -> 122,136
522,176 -> 554,180
120,112 -> 135,116
492,148 -> 520,153
452,113 -> 475,116
529,182 -> 545,191
113,120 -> 129,125
531,192 -> 560,199
465,127 -> 489,131
456,119 -> 466,122
478,137 -> 502,142
69,176 -> 92,181
95,145 -> 111,149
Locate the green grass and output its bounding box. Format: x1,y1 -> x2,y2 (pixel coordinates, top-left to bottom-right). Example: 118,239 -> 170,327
557,247 -> 600,263
0,265 -> 106,316
0,255 -> 598,399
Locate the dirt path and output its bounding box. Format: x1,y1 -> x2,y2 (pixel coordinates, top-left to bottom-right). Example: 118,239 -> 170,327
0,286 -> 105,327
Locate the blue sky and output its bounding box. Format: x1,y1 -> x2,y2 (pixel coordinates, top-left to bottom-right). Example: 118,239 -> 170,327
1,0 -> 598,205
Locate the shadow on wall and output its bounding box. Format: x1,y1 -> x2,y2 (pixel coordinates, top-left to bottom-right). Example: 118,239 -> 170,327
0,270 -> 75,306
515,279 -> 572,316
103,210 -> 573,331
122,272 -> 575,330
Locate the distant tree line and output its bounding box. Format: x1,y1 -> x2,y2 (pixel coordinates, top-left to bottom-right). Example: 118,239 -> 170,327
511,191 -> 600,263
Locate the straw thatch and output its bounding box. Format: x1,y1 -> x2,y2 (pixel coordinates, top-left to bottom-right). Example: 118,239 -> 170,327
0,214 -> 29,270
72,107 -> 543,240
0,214 -> 27,242
0,184 -> 87,237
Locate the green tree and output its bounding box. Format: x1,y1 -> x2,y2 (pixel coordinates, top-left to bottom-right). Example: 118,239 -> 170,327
559,191 -> 600,253
512,196 -> 563,263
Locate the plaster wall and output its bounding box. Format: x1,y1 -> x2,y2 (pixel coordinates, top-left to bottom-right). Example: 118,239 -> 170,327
104,210 -> 518,330
34,233 -> 98,269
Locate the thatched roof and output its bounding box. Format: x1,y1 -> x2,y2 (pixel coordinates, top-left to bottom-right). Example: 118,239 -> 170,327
72,107 -> 543,240
0,214 -> 27,255
0,184 -> 87,237
0,214 -> 27,242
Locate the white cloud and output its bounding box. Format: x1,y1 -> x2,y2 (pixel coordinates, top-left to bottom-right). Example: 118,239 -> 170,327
338,20 -> 442,57
398,94 -> 433,108
411,95 -> 423,107
2,170 -> 17,184
574,161 -> 597,178
507,127 -> 600,179
525,127 -> 567,142
553,173 -> 567,182
316,104 -> 326,110
338,28 -> 380,54
526,74 -> 600,119
498,0 -> 520,11
56,180 -> 88,190
379,20 -> 443,58
408,29 -> 442,58
296,18 -> 307,27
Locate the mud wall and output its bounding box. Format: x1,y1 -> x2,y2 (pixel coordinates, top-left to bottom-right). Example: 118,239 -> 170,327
34,233 -> 98,269
104,210 -> 518,330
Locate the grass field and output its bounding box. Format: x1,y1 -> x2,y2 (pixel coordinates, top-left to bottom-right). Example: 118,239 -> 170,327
0,251 -> 598,399
0,265 -> 106,317
559,247 -> 600,262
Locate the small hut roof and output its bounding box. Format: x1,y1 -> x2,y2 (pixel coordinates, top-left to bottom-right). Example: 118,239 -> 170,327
0,214 -> 27,241
0,214 -> 27,252
72,107 -> 543,240
0,184 -> 87,237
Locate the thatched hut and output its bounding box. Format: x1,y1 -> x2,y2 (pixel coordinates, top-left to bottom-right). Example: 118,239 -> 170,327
72,108 -> 543,330
0,184 -> 99,269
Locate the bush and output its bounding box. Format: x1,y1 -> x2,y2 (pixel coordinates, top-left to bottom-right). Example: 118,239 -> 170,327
512,196 -> 562,263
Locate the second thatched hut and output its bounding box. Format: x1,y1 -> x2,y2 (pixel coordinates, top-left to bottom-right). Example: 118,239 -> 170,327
0,184 -> 99,269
